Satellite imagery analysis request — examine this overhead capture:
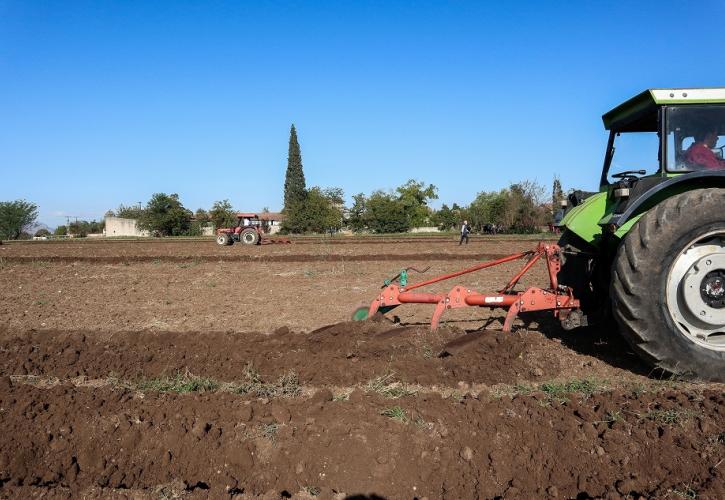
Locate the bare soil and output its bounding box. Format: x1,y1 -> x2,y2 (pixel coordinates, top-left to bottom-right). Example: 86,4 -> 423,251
0,239 -> 723,499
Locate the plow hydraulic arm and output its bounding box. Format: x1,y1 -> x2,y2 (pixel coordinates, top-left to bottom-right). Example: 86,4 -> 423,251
356,242 -> 581,331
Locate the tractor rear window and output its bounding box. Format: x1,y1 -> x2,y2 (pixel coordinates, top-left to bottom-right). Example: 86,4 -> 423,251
666,105 -> 725,172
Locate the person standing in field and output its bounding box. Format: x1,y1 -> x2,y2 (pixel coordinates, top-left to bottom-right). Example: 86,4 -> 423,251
459,220 -> 470,245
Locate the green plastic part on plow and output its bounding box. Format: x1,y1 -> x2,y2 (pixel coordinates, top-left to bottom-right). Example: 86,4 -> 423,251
383,269 -> 408,288
351,305 -> 398,321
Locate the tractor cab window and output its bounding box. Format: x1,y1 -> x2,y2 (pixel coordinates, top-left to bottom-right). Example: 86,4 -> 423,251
666,105 -> 725,172
607,131 -> 660,182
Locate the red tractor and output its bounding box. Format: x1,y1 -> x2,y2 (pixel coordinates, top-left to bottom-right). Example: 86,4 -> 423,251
215,213 -> 265,246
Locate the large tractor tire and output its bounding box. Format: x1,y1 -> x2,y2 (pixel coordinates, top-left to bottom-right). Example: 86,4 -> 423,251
611,188 -> 725,381
240,228 -> 260,245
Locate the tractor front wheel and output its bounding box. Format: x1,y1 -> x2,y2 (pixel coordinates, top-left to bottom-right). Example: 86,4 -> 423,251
611,188 -> 725,381
216,234 -> 231,246
240,229 -> 260,245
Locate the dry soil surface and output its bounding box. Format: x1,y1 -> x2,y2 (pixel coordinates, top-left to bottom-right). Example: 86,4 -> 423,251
0,239 -> 723,499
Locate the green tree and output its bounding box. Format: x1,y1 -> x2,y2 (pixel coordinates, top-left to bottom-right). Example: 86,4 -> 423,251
116,204 -> 145,219
68,220 -> 88,237
396,179 -> 438,228
507,180 -> 547,233
366,191 -> 409,233
209,199 -> 237,230
137,193 -> 192,236
195,208 -> 209,221
552,176 -> 564,209
552,175 -> 564,223
0,200 -> 38,240
432,204 -> 457,231
34,228 -> 51,238
283,124 -> 307,212
347,193 -> 368,232
282,187 -> 343,233
467,190 -> 508,232
54,225 -> 68,236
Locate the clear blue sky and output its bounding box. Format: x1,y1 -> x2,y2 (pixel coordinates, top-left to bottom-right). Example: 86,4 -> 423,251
2,0 -> 725,227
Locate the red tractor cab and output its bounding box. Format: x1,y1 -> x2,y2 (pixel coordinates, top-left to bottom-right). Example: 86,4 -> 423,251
216,213 -> 264,245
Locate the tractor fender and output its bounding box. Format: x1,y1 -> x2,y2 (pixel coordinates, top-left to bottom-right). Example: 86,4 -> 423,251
558,191 -> 608,248
611,171 -> 725,238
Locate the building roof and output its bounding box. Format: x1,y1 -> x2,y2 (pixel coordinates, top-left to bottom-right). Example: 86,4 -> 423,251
602,88 -> 725,132
258,212 -> 285,221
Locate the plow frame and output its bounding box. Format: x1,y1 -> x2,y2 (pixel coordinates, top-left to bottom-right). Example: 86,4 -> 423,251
365,242 -> 580,331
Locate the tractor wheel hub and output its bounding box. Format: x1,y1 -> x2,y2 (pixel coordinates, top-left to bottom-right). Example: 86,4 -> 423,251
667,233 -> 725,350
701,270 -> 725,307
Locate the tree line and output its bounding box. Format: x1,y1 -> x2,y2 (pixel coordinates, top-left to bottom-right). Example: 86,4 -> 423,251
280,124 -> 564,235
105,194 -> 247,237
0,124 -> 567,240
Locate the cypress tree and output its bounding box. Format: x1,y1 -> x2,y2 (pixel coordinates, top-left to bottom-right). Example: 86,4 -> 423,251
283,124 -> 307,211
552,176 -> 564,210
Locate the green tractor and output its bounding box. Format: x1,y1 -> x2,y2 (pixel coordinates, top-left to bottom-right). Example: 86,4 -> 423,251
558,88 -> 725,381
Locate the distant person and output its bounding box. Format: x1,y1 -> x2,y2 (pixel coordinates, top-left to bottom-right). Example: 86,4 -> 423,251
686,130 -> 725,169
459,220 -> 470,245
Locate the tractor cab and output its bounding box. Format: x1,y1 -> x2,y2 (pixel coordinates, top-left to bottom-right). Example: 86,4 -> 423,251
562,88 -> 725,245
233,213 -> 261,228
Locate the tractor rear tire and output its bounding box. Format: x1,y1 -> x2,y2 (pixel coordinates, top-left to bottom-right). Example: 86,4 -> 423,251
240,229 -> 260,245
611,188 -> 725,382
216,234 -> 231,246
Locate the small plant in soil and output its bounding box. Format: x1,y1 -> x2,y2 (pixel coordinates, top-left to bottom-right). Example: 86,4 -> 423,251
491,383 -> 534,398
105,373 -> 132,390
603,410 -> 624,424
709,432 -> 725,446
381,406 -> 407,423
667,484 -> 698,499
304,486 -> 321,496
260,423 -> 278,441
233,363 -> 301,398
413,415 -> 430,429
137,372 -> 221,393
593,410 -> 624,426
333,390 -> 352,401
365,372 -> 417,399
628,382 -> 647,397
644,408 -> 699,426
540,378 -> 604,402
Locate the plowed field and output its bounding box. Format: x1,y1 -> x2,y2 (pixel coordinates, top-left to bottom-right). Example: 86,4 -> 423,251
0,238 -> 723,499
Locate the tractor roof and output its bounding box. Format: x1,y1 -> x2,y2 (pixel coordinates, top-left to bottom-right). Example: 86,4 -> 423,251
602,88 -> 725,132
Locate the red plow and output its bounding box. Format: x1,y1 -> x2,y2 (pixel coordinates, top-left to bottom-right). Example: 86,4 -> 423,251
354,242 -> 583,331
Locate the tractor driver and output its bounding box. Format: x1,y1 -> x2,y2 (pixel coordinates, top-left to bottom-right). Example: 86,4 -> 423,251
685,130 -> 725,170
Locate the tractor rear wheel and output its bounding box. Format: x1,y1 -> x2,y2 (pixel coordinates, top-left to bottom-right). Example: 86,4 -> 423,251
216,234 -> 231,246
611,188 -> 725,381
240,229 -> 260,245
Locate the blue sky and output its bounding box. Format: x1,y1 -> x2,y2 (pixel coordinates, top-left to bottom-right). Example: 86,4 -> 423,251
2,0 -> 725,227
